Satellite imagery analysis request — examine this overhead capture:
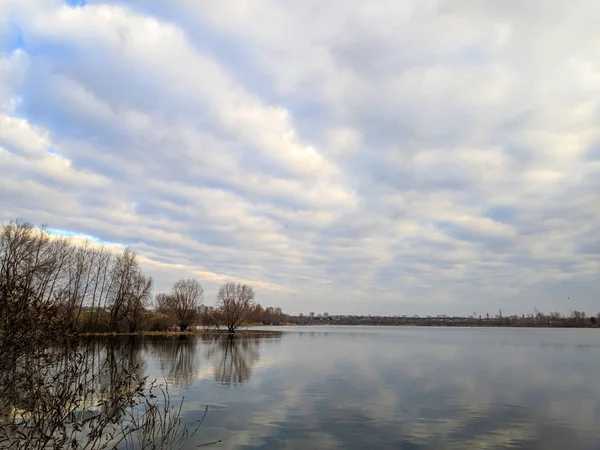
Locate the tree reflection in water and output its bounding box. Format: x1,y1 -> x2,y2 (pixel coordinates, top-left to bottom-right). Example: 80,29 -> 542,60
145,334 -> 267,388
205,335 -> 261,386
0,336 -> 199,449
147,336 -> 198,388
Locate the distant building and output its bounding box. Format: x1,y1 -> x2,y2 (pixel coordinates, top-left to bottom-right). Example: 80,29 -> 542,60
323,312 -> 329,318
299,313 -> 304,317
309,312 -> 315,318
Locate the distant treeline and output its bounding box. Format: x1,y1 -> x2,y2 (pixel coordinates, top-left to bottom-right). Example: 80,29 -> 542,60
2,218 -> 597,335
286,311 -> 600,328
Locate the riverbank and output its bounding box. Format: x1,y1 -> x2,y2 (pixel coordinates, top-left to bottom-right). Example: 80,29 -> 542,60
247,322 -> 600,328
81,329 -> 282,337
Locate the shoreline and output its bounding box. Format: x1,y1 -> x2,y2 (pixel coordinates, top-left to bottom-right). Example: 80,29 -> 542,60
246,323 -> 599,329
80,323 -> 600,336
81,329 -> 282,337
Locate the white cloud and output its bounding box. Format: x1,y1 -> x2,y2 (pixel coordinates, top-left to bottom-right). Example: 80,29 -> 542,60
0,114 -> 49,156
0,50 -> 28,113
0,0 -> 598,314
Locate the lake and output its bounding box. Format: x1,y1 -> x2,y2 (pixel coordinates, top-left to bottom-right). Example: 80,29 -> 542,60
110,326 -> 600,449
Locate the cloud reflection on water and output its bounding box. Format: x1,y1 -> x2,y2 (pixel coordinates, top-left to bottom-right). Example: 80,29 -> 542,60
107,329 -> 600,449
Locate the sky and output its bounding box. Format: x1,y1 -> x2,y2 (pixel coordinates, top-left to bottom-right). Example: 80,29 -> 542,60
0,0 -> 598,316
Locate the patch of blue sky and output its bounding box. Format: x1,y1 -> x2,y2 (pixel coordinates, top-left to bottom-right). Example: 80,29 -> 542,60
16,88 -> 123,145
48,228 -> 119,246
2,22 -> 25,52
65,0 -> 86,7
484,205 -> 518,223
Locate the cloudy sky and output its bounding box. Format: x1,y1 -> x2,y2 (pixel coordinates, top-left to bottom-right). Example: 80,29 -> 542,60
0,0 -> 598,316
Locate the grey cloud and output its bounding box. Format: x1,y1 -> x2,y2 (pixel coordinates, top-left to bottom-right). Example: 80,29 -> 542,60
0,0 -> 598,314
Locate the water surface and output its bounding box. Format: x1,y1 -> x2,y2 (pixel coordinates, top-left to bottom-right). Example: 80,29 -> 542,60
114,327 -> 600,449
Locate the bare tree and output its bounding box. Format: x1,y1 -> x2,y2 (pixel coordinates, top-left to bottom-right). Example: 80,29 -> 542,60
125,272 -> 153,332
169,279 -> 204,331
155,293 -> 174,315
0,220 -> 77,339
82,247 -> 114,332
215,282 -> 255,333
108,249 -> 142,332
